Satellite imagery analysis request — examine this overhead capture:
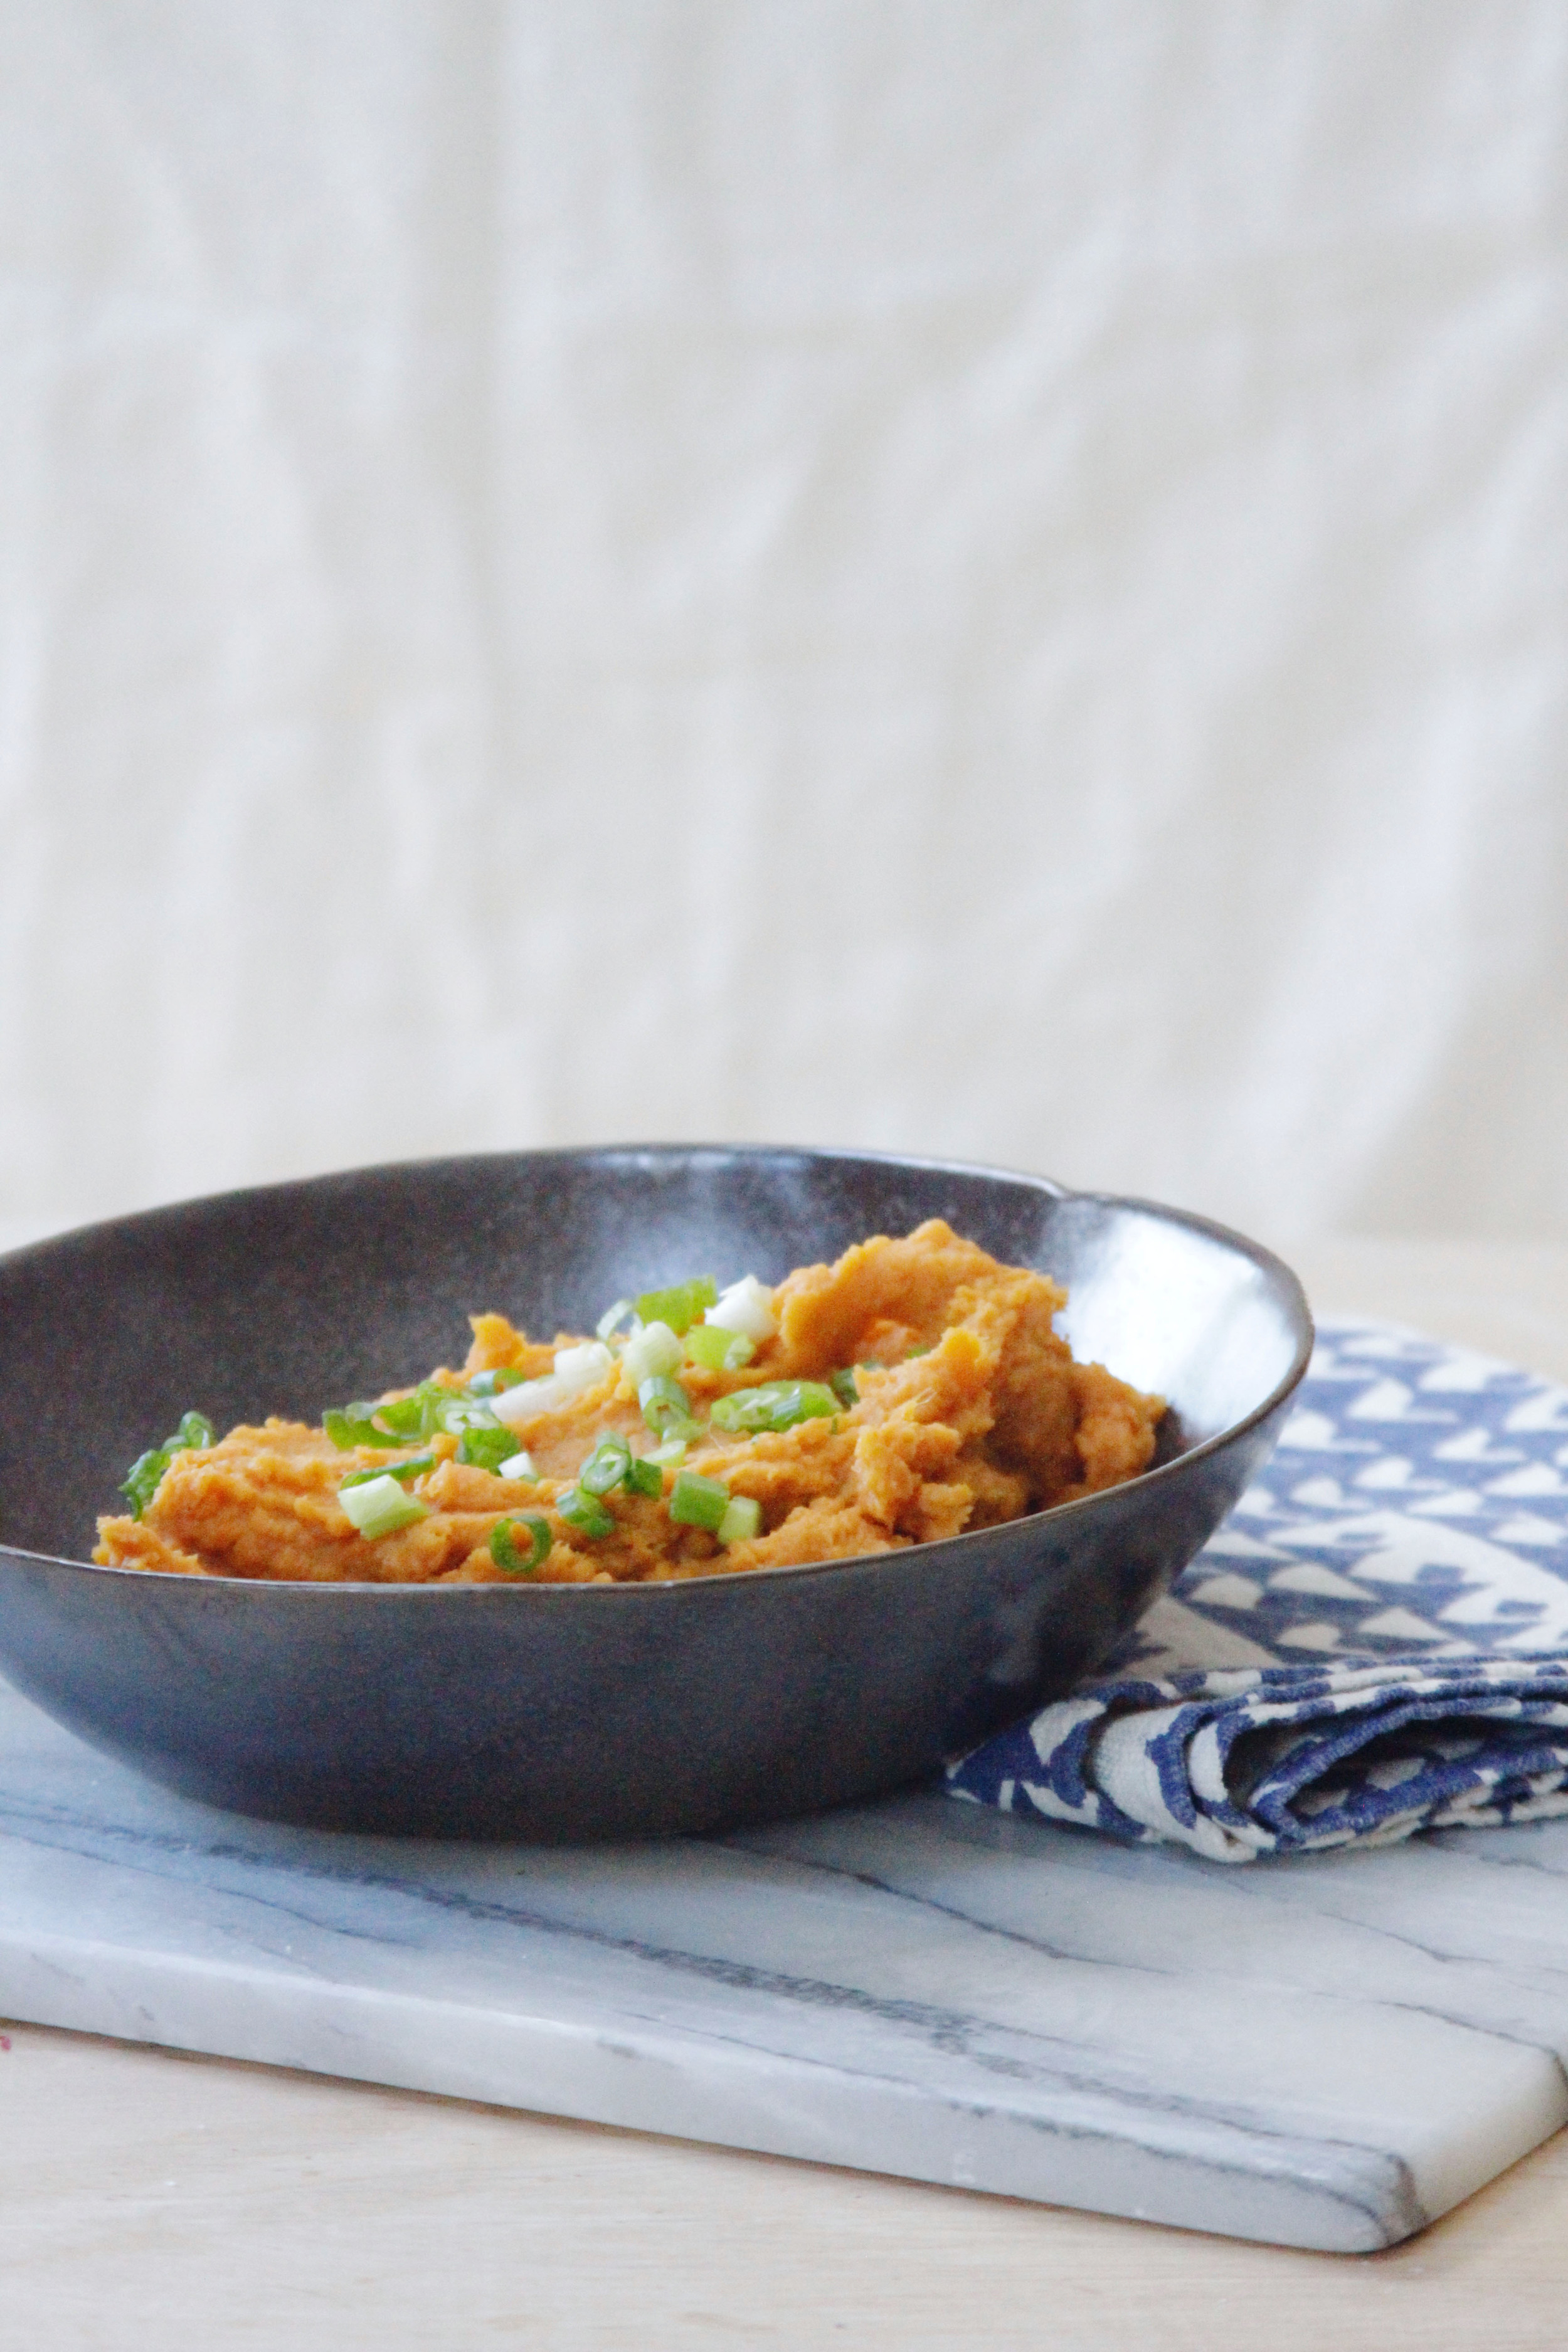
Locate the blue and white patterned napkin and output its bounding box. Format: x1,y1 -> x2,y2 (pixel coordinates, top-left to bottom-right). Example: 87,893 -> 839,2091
947,1319 -> 1568,1862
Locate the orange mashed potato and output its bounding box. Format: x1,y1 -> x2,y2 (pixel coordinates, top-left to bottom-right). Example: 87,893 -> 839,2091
95,1222 -> 1165,1586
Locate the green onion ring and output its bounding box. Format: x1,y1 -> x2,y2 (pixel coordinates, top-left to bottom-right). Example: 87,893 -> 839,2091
490,1515 -> 551,1577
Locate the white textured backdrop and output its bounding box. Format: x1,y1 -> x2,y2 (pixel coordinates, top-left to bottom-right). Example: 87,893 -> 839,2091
1,2 -> 1564,1254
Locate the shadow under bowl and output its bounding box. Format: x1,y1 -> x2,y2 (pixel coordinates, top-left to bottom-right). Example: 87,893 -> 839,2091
0,1145 -> 1311,1840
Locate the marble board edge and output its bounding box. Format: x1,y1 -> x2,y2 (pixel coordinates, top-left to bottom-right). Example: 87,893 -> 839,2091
0,1917 -> 1446,2256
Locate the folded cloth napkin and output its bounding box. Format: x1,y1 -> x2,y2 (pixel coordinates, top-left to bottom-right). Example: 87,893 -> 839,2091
947,1318 -> 1568,1861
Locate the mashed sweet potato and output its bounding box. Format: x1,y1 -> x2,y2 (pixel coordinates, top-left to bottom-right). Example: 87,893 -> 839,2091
94,1221 -> 1165,1586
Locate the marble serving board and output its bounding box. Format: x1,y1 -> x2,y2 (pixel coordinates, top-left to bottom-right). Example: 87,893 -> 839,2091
6,1678 -> 1568,2254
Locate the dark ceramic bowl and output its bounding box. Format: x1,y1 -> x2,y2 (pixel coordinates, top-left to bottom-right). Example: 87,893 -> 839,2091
0,1147 -> 1311,1840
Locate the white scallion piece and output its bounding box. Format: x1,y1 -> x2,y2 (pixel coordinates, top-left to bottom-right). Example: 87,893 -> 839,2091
706,1274 -> 776,1342
490,1341 -> 615,1429
621,1320 -> 684,1387
552,1340 -> 615,1391
340,1474 -> 429,1540
490,1375 -> 568,1428
497,1450 -> 536,1481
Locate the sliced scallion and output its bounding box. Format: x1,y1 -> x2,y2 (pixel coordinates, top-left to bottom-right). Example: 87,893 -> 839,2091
490,1343 -> 615,1430
579,1433 -> 633,1496
497,1450 -> 536,1481
374,1392 -> 425,1438
120,1449 -> 171,1520
708,1381 -> 840,1435
467,1367 -> 526,1397
558,1485 -> 615,1540
323,1406 -> 403,1451
398,1380 -> 502,1440
326,1380 -> 490,1449
443,1402 -> 502,1434
633,1277 -> 717,1338
457,1423 -> 526,1473
638,1374 -> 699,1441
669,1469 -> 730,1532
340,1454 -> 433,1490
622,1320 -> 684,1387
491,1515 -> 551,1577
489,1374 -> 568,1427
553,1340 -> 615,1391
718,1495 -> 762,1546
340,1474 -> 429,1540
573,1433 -> 669,1504
683,1325 -> 756,1374
646,1438 -> 687,1468
119,1410 -> 216,1518
829,1369 -> 858,1409
596,1298 -> 636,1343
705,1274 -> 776,1342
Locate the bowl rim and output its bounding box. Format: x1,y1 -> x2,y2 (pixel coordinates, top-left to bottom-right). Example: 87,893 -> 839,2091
0,1142 -> 1315,1601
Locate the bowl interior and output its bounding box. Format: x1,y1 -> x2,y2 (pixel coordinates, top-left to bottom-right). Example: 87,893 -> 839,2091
0,1147 -> 1308,1565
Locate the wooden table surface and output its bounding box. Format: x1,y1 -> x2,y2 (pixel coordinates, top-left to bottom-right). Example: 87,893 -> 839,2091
5,1237 -> 1568,2349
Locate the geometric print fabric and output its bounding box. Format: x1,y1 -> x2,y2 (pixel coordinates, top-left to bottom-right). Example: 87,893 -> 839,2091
947,1322 -> 1568,1861
1133,1317 -> 1568,1671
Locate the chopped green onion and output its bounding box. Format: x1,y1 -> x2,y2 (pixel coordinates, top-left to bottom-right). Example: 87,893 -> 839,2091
373,1392 -> 424,1438
682,1325 -> 727,1372
623,1453 -> 665,1498
638,1374 -> 699,1440
633,1277 -> 717,1338
707,1274 -> 777,1342
120,1448 -> 171,1520
340,1474 -> 429,1539
647,1438 -> 687,1468
467,1367 -> 526,1397
340,1454 -> 433,1490
119,1409 -> 216,1518
708,1381 -> 840,1435
325,1380 -> 491,1449
669,1469 -> 730,1532
622,1320 -> 684,1386
558,1485 -> 615,1540
491,1515 -> 551,1577
718,1495 -> 762,1546
497,1450 -> 536,1481
579,1433 -> 633,1495
596,1298 -> 636,1343
829,1369 -> 858,1409
323,1406 -> 404,1451
370,1381 -> 497,1442
684,1325 -> 756,1373
457,1424 -> 527,1473
436,1382 -> 503,1437
444,1403 -> 503,1433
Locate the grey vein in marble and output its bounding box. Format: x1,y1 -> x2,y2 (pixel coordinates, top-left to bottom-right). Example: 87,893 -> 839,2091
3,1680 -> 1565,2252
